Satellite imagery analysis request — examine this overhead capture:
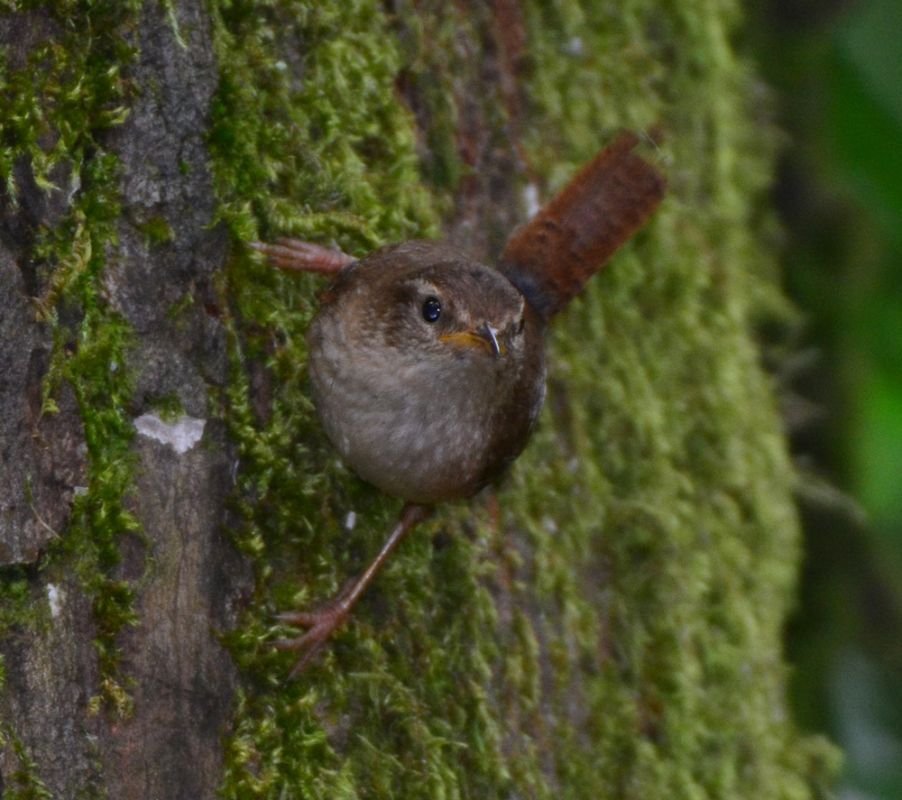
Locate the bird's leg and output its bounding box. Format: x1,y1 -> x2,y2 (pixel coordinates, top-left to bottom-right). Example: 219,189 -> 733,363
274,503 -> 434,676
249,238 -> 355,274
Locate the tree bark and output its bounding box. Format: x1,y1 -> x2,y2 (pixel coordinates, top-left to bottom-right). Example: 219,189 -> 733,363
0,2 -> 835,799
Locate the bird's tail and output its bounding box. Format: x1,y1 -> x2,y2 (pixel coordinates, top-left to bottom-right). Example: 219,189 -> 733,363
498,132 -> 666,320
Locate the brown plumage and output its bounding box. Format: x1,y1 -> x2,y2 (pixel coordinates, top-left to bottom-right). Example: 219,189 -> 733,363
250,132 -> 666,674
500,132 -> 666,319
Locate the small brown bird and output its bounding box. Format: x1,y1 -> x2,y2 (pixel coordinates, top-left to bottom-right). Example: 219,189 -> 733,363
251,132 -> 666,674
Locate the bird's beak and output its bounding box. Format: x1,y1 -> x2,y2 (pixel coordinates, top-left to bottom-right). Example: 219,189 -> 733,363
439,323 -> 505,358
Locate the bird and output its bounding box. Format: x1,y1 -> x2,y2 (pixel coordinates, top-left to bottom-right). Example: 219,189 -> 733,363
250,132 -> 666,674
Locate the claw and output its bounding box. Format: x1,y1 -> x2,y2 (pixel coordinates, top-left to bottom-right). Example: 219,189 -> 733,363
273,632 -> 333,678
273,628 -> 328,652
271,504 -> 433,676
274,610 -> 324,626
273,603 -> 350,677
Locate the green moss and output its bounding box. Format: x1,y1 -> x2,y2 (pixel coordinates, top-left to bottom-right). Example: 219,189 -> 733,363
209,0 -> 837,798
137,215 -> 175,245
388,1 -> 465,195
208,0 -> 439,252
0,1 -> 142,718
0,570 -> 37,690
208,0 -> 839,797
0,724 -> 53,800
208,3 -> 503,796
498,1 -> 839,796
144,392 -> 185,422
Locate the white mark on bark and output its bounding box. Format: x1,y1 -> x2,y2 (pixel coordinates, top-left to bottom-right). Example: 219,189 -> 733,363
344,510 -> 357,531
134,412 -> 206,454
523,184 -> 541,219
47,583 -> 62,618
565,36 -> 584,55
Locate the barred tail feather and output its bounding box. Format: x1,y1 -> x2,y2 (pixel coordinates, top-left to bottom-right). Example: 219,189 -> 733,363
499,132 -> 666,320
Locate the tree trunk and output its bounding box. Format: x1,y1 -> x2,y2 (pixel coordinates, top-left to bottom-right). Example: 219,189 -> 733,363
0,2 -> 835,798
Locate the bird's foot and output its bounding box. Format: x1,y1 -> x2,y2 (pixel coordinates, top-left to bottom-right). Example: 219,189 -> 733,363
272,504 -> 432,677
273,584 -> 355,677
249,238 -> 354,274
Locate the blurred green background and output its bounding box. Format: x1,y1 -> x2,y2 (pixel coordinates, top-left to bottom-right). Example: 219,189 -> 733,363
754,0 -> 902,797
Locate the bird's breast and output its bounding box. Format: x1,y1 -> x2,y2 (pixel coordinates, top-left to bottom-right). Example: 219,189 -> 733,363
308,316 -> 542,504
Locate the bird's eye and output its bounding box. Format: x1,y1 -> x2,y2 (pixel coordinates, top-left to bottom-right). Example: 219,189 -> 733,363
421,296 -> 442,323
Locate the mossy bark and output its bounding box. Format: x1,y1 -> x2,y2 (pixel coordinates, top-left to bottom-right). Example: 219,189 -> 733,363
0,1 -> 836,798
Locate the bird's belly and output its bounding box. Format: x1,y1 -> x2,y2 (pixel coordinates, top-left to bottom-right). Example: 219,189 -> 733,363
310,355 -> 505,504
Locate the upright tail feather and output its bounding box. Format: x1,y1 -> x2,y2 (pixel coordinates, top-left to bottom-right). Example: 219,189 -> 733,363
498,132 -> 667,320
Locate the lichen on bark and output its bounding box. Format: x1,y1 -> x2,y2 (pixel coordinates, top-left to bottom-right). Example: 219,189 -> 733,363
0,0 -> 142,715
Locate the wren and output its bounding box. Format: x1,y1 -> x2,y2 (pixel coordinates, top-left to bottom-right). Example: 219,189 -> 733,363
251,132 -> 666,674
